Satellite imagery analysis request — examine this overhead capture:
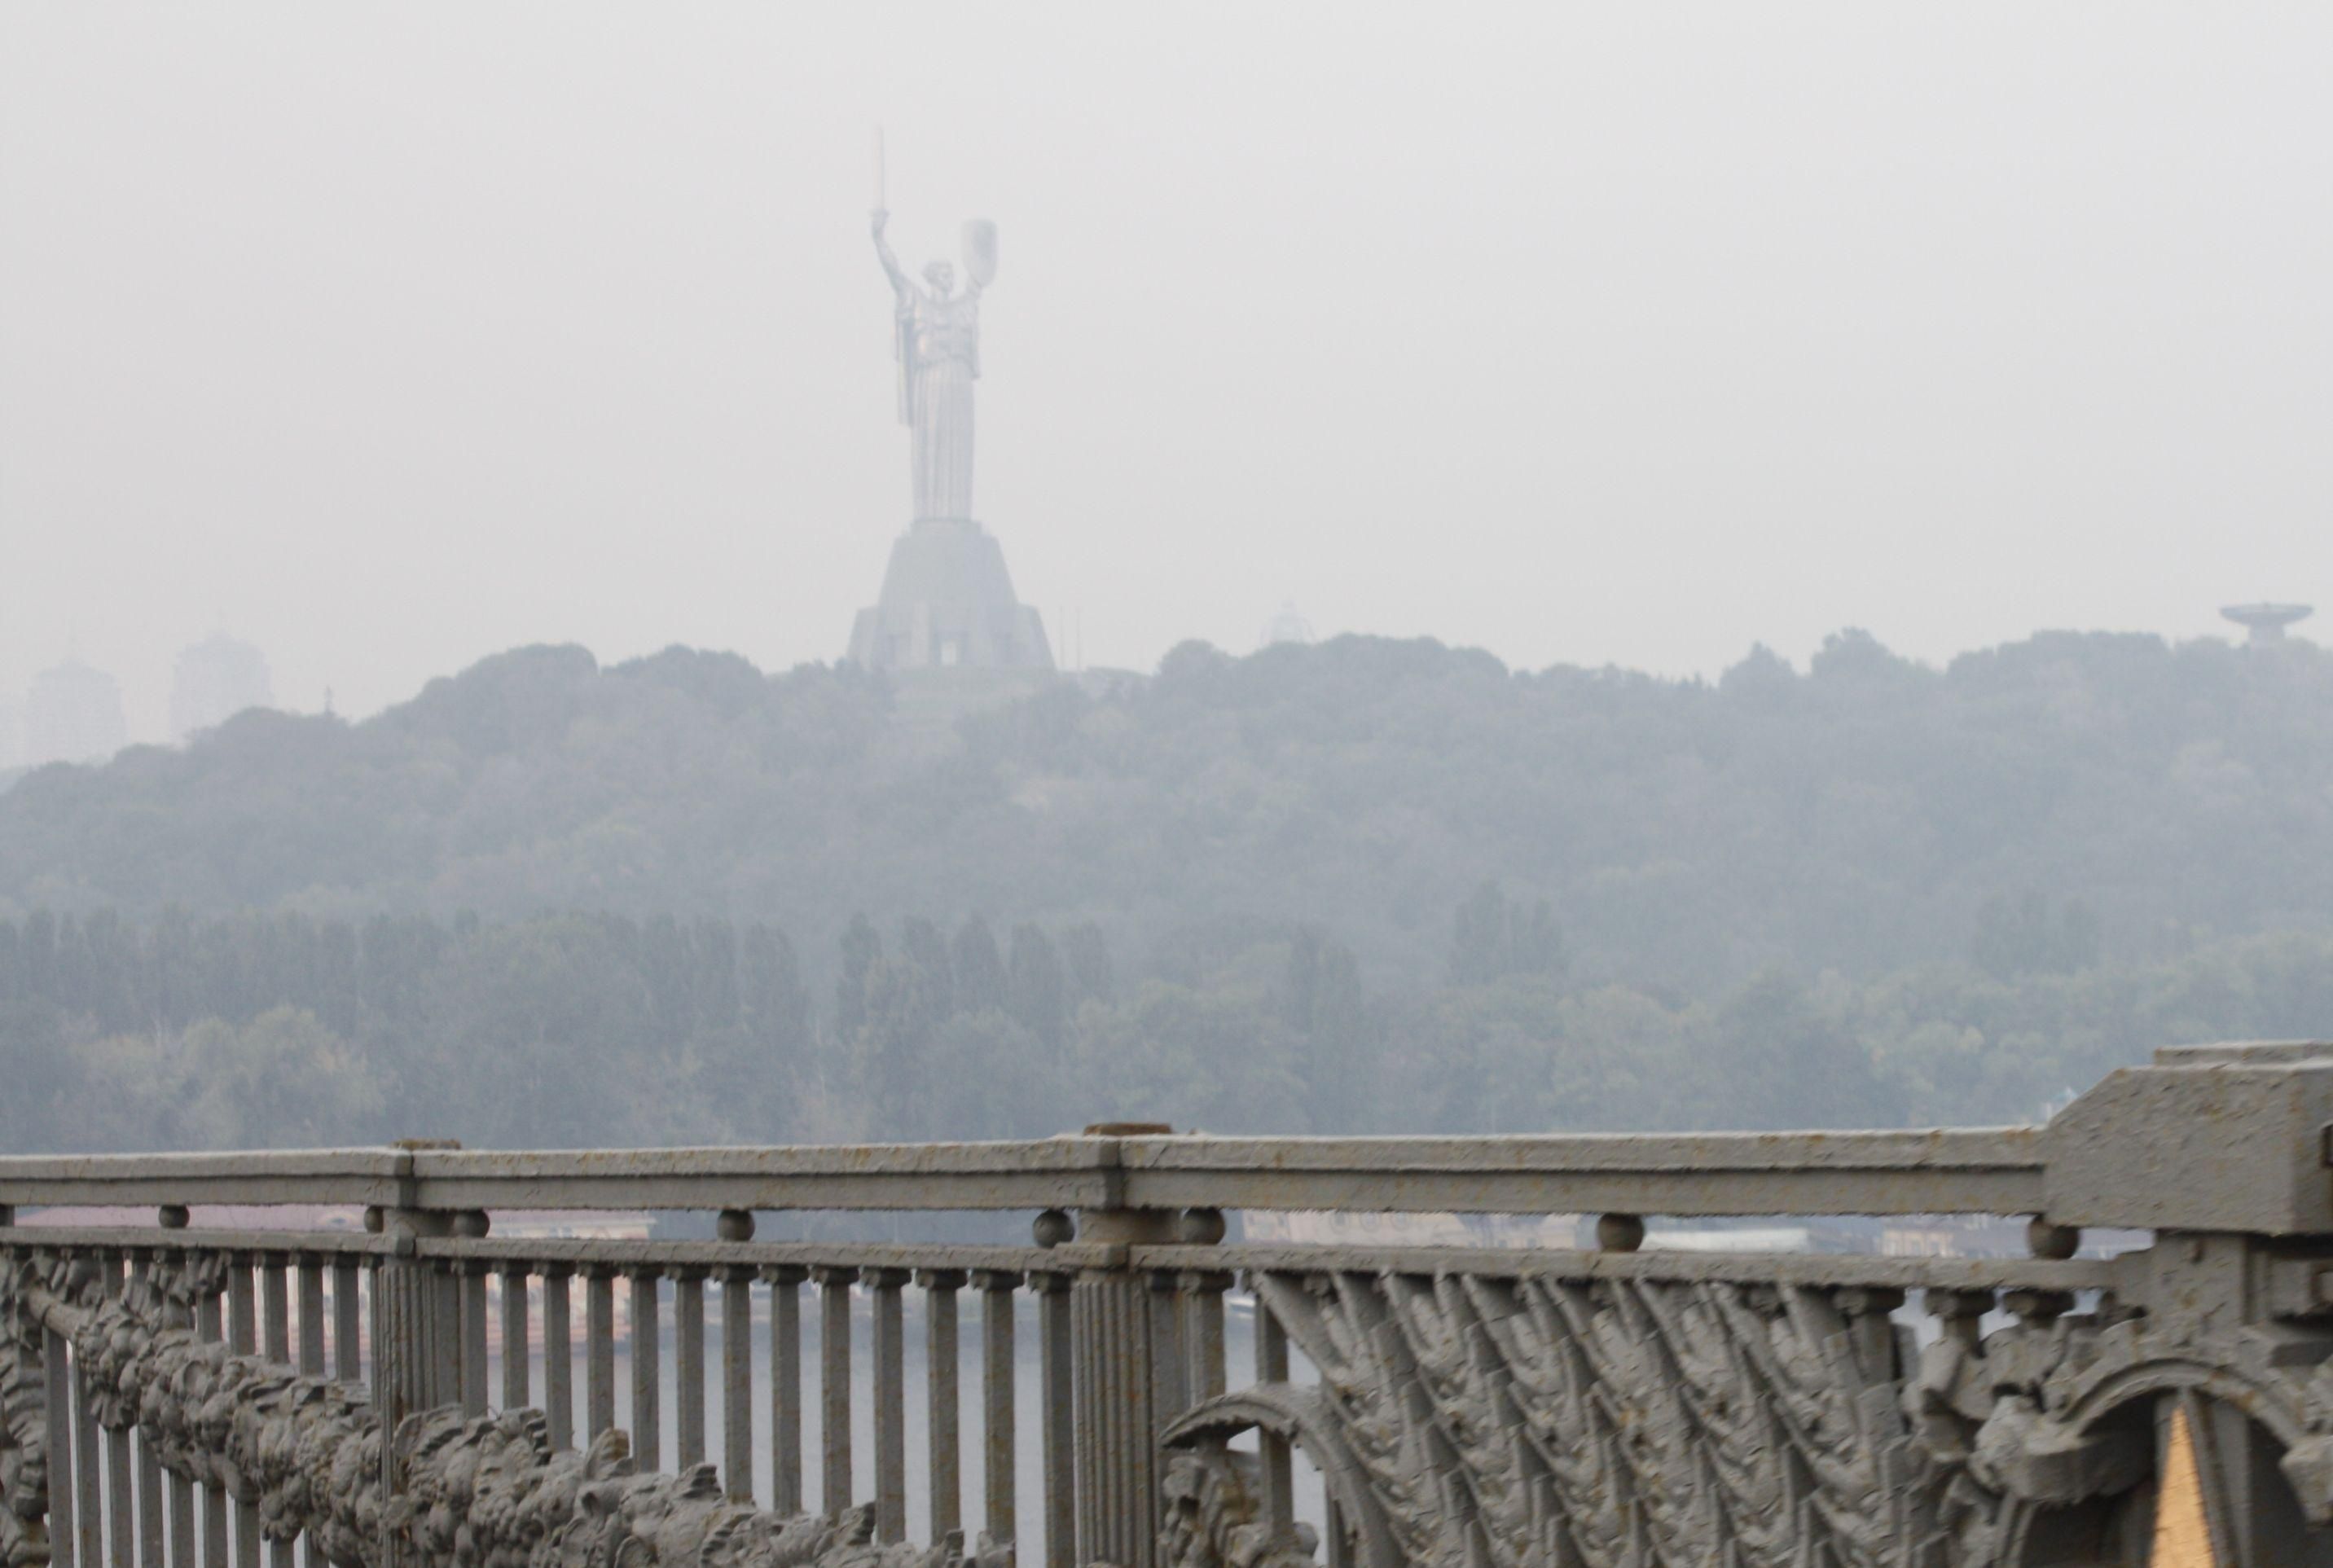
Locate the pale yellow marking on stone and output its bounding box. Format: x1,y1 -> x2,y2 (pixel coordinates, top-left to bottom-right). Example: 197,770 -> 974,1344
2151,1402 -> 2216,1567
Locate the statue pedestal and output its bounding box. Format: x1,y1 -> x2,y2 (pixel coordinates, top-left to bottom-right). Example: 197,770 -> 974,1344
846,519 -> 1054,671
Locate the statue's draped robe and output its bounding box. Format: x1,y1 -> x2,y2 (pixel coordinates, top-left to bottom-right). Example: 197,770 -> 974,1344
898,288 -> 980,521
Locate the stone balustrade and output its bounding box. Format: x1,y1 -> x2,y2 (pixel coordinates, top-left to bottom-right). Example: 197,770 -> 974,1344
1,1040 -> 2331,1566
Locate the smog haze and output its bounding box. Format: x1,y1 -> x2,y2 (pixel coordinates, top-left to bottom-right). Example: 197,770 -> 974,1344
3,5 -> 2329,733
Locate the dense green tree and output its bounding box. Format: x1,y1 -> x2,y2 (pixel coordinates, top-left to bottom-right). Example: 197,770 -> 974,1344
1007,925 -> 1065,1052
2,903 -> 2332,1148
738,922 -> 809,1057
837,916 -> 880,1043
899,919 -> 954,1021
2,631 -> 2326,1002
851,926 -> 952,1137
1451,883 -> 1566,987
951,917 -> 1007,1016
178,1008 -> 385,1148
1714,973 -> 1883,1129
2,627 -> 2331,1149
1971,893 -> 2102,980
1062,924 -> 1115,1005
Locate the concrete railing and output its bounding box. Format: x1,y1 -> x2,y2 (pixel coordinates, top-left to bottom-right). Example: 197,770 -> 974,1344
3,1041 -> 2333,1567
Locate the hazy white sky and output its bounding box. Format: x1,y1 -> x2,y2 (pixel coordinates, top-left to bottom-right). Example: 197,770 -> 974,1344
4,6 -> 2329,736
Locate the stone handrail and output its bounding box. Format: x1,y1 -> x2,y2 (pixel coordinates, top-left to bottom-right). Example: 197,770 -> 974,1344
0,1126 -> 2043,1216
3,1040 -> 2333,1566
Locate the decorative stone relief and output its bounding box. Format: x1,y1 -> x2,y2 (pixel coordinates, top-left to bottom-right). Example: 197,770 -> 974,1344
1232,1270 -> 2108,1568
0,1258 -> 49,1568
1904,1302 -> 2333,1557
11,1251 -> 1009,1568
1156,1449 -> 1315,1568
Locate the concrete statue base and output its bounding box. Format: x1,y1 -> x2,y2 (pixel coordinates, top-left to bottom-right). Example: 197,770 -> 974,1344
846,517 -> 1054,671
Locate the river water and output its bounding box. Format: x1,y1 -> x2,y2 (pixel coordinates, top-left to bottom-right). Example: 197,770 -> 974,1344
519,1289 -> 1328,1557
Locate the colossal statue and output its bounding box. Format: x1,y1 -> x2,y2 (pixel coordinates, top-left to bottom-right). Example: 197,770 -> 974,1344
872,210 -> 997,523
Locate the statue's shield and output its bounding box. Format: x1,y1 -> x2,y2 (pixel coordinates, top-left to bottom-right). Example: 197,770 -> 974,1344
962,220 -> 999,288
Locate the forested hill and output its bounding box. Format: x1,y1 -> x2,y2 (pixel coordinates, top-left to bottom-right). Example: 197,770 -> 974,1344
2,630 -> 2330,999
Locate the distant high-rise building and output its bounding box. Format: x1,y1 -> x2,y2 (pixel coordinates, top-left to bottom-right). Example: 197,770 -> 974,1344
170,634 -> 275,741
24,660 -> 128,767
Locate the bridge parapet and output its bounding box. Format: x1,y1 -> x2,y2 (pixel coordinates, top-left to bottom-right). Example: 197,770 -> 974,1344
0,1042 -> 2330,1566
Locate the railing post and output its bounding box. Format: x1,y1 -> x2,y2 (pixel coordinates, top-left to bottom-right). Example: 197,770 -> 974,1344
367,1145 -> 460,1568
1068,1123 -> 1194,1568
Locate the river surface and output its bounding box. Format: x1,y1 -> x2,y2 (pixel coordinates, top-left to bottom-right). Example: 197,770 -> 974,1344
511,1289 -> 1329,1557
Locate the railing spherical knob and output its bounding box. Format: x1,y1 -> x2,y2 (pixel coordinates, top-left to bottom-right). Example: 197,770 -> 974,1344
716,1209 -> 755,1242
2026,1217 -> 2080,1261
1596,1213 -> 1647,1253
1032,1209 -> 1075,1249
1176,1207 -> 1227,1245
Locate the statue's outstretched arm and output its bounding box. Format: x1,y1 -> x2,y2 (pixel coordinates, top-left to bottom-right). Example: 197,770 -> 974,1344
871,210 -> 913,297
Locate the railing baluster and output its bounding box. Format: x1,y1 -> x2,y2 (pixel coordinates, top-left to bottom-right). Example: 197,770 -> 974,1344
43,1311 -> 77,1568
501,1264 -> 531,1413
869,1268 -> 908,1543
1182,1270 -> 1229,1405
430,1263 -> 459,1414
332,1262 -> 362,1385
1146,1269 -> 1184,1439
160,1224 -> 198,1568
628,1267 -> 661,1471
973,1271 -> 1017,1549
294,1257 -> 325,1568
920,1270 -> 965,1544
258,1258 -> 292,1568
102,1255 -> 133,1568
167,1401 -> 194,1568
459,1263 -> 489,1417
540,1265 -> 573,1450
1325,1498 -> 1351,1568
260,1254 -> 289,1363
812,1265 -> 856,1518
1035,1270 -> 1074,1568
766,1266 -> 805,1516
196,1284 -> 226,1568
297,1258 -> 327,1375
77,1257 -> 111,1568
226,1260 -> 257,1568
674,1267 -> 707,1469
585,1267 -> 617,1439
136,1400 -> 164,1568
1251,1281 -> 1294,1535
720,1266 -> 754,1502
130,1254 -> 163,1568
